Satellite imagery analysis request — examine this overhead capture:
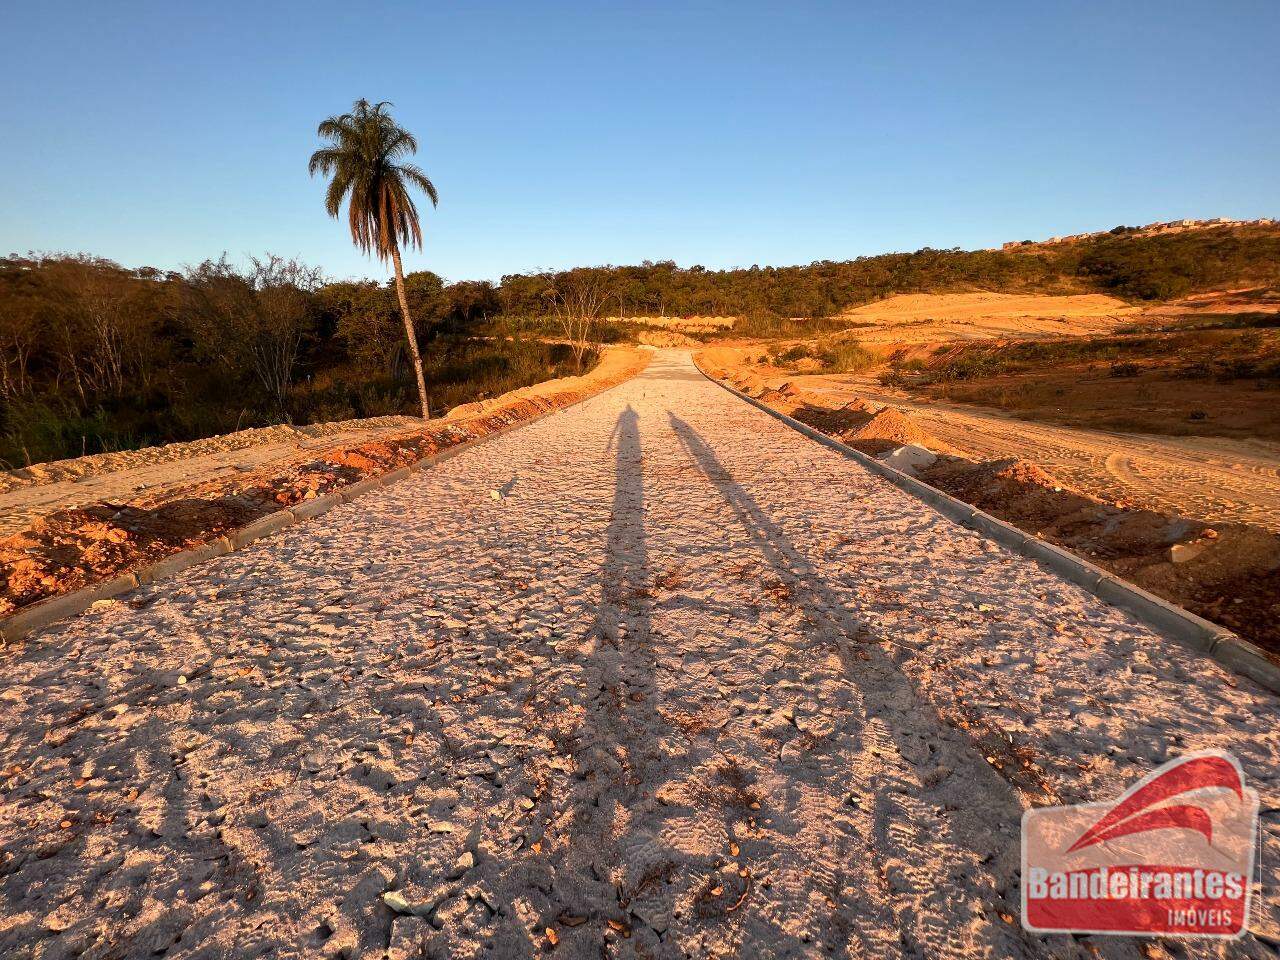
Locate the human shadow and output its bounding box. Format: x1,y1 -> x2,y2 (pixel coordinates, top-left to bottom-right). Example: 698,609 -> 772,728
548,405 -> 688,954
667,412 -> 1048,957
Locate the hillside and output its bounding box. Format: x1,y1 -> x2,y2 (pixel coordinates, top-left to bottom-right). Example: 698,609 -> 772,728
832,292 -> 1138,343
496,221 -> 1280,323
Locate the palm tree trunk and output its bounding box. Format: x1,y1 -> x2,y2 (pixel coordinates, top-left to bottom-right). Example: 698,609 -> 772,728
390,244 -> 430,419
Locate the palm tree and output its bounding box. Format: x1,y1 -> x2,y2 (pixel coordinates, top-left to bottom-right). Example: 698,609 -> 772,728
309,99 -> 438,419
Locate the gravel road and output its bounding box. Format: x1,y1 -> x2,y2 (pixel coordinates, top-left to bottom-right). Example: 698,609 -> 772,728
2,350 -> 1277,959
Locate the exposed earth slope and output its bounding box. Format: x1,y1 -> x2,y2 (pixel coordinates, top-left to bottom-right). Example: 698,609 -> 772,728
834,292 -> 1138,343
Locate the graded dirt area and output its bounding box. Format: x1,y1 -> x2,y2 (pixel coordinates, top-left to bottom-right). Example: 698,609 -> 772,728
701,345 -> 1280,534
834,292 -> 1139,343
2,351 -> 1277,959
1144,287 -> 1280,318
815,375 -> 1280,535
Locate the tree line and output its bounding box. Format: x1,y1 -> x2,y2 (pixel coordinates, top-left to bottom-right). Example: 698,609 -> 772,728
2,223 -> 1276,468
0,253 -> 523,468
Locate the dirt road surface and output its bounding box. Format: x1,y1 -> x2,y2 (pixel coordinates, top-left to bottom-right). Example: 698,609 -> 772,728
2,351 -> 1277,959
781,373 -> 1280,535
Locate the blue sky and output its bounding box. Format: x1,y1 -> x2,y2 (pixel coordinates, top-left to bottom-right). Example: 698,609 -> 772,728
3,1 -> 1278,283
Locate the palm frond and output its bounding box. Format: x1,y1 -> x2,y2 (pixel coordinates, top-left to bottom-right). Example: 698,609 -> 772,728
383,129 -> 418,158
324,171 -> 352,219
397,164 -> 439,207
316,114 -> 357,141
307,148 -> 343,176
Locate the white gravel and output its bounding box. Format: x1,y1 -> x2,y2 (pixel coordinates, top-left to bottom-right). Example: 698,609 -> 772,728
1,350 -> 1277,959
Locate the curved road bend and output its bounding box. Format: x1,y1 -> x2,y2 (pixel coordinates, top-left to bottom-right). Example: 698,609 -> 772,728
1,350 -> 1277,959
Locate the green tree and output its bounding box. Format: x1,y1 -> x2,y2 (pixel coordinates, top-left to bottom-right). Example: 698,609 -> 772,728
309,99 -> 439,418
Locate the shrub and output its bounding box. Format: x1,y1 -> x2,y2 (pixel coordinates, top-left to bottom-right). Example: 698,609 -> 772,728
935,354 -> 1003,381
816,339 -> 876,374
777,344 -> 814,364
1215,358 -> 1258,380
1173,360 -> 1214,380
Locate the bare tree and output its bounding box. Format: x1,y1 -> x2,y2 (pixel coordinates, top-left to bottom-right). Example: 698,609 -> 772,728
60,256 -> 131,399
548,268 -> 608,372
248,255 -> 324,406
0,305 -> 37,400
183,254 -> 322,413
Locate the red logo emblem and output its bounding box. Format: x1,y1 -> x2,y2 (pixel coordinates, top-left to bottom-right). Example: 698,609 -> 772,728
1022,751 -> 1259,937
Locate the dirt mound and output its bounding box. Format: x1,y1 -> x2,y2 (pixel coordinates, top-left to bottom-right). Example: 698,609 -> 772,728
987,457 -> 1064,490
841,397 -> 879,414
728,374 -> 768,398
756,388 -> 794,407
841,408 -> 941,454
638,329 -> 698,348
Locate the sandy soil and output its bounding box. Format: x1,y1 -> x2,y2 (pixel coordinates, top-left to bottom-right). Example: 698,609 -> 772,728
0,423 -> 417,539
834,293 -> 1139,343
835,378 -> 1280,535
0,418 -> 424,496
699,347 -> 1280,534
1144,288 -> 1280,317
1,350 -> 1277,959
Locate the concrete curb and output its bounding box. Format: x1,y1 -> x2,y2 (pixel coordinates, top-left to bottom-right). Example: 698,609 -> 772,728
138,537 -> 233,584
229,510 -> 297,549
0,573 -> 141,641
0,356 -> 650,646
694,361 -> 1280,697
288,491 -> 345,521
